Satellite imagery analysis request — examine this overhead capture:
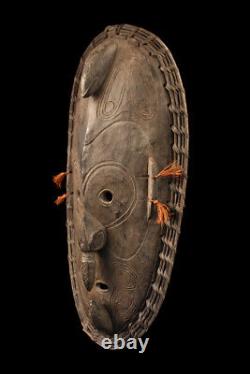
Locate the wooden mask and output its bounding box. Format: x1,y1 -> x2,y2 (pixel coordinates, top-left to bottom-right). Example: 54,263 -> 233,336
62,24 -> 189,347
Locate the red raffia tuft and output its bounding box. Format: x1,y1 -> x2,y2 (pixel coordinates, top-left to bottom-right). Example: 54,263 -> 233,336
52,171 -> 69,189
54,193 -> 68,206
154,162 -> 182,178
150,199 -> 171,227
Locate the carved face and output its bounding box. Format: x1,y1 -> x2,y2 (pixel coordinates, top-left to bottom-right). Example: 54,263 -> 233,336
66,24 -> 188,346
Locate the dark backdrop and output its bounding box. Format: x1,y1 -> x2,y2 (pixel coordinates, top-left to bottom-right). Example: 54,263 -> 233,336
13,4 -> 231,364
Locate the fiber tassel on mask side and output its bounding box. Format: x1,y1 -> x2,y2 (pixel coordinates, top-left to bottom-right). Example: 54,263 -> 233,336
150,199 -> 171,227
54,193 -> 68,206
154,161 -> 182,178
52,171 -> 69,189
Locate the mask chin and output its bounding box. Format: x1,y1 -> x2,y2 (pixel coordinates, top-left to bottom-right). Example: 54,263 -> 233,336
89,300 -> 114,335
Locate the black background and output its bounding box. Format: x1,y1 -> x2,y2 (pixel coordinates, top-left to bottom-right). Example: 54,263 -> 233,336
9,3 -> 234,365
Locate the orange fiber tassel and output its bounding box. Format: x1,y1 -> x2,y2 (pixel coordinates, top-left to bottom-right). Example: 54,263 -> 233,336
52,171 -> 69,189
54,193 -> 68,206
154,162 -> 182,178
150,199 -> 171,227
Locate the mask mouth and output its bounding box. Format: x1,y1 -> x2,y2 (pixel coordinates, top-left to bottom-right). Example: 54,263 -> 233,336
95,281 -> 109,292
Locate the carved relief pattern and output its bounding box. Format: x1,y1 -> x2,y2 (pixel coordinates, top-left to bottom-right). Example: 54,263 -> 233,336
110,262 -> 138,326
97,53 -> 157,122
97,67 -> 126,120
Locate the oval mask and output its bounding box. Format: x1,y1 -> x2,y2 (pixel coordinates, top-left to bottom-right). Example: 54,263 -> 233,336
65,24 -> 189,347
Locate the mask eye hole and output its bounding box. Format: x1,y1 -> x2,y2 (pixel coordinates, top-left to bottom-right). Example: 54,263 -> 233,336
98,189 -> 113,205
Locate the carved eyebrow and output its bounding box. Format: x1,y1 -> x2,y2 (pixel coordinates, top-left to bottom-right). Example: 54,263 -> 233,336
81,43 -> 117,98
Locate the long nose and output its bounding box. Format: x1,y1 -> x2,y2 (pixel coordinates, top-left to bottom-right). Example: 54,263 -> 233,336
79,209 -> 107,252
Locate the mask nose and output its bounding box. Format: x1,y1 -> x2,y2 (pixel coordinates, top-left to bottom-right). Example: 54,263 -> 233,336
79,209 -> 107,252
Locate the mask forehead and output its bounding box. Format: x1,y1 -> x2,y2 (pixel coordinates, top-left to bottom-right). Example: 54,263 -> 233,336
66,24 -> 188,347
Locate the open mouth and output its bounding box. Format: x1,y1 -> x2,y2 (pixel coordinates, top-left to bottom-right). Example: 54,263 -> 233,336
95,281 -> 109,292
